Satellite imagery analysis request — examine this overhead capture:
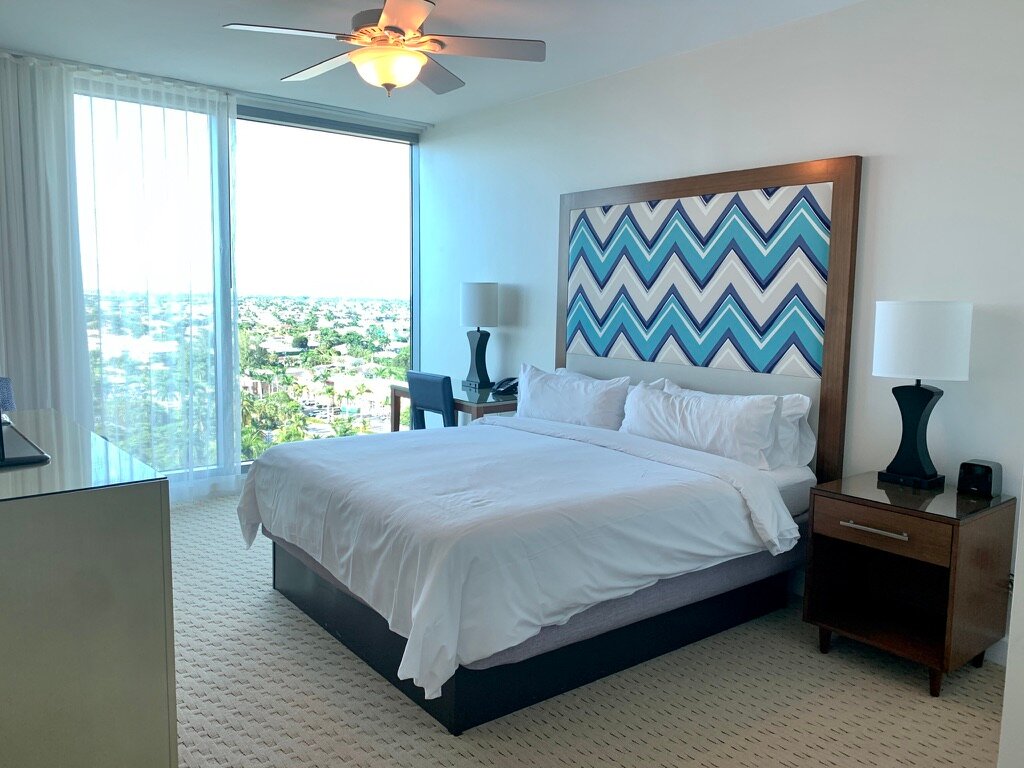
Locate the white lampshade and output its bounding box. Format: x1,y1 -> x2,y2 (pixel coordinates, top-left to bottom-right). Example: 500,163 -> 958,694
461,282 -> 501,328
872,301 -> 973,381
349,47 -> 427,92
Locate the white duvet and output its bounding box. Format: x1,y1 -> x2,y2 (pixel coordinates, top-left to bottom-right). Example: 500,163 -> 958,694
237,416 -> 798,699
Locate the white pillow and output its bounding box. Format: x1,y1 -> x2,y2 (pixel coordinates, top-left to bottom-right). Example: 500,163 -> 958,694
517,364 -> 630,430
772,394 -> 816,468
554,368 -> 668,393
620,384 -> 778,469
662,381 -> 816,469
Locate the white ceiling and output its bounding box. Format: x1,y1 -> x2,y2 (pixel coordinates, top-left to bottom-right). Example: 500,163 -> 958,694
0,0 -> 863,127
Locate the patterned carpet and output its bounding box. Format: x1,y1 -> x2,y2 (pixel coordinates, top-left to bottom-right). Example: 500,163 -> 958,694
172,496 -> 1004,768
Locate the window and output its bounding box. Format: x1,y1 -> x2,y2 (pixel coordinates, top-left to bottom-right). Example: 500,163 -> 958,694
73,81 -> 235,492
72,78 -> 416,492
234,120 -> 413,460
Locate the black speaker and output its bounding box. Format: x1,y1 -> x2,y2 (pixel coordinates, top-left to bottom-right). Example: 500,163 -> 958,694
957,460 -> 1002,498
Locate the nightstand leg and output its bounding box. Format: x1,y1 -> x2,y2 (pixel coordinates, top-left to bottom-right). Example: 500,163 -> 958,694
818,627 -> 832,654
929,669 -> 943,697
971,651 -> 985,669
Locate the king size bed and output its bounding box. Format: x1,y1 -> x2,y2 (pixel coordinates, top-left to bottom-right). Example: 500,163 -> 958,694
237,156 -> 862,734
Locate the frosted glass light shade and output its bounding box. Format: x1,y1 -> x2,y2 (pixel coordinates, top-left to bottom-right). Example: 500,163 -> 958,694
349,47 -> 427,91
872,301 -> 973,381
461,282 -> 501,327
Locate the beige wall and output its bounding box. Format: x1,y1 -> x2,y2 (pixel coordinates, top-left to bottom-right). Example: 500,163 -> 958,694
417,0 -> 1024,757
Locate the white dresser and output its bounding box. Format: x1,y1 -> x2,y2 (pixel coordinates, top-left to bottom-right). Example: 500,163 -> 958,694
0,410 -> 176,768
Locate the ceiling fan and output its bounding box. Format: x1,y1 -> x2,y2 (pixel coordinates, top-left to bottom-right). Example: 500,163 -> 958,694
225,0 -> 546,96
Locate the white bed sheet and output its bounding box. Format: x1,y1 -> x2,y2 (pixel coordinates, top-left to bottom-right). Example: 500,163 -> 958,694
764,465 -> 817,515
237,416 -> 798,699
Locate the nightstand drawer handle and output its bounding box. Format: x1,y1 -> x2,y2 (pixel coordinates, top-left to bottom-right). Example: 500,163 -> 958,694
840,519 -> 910,541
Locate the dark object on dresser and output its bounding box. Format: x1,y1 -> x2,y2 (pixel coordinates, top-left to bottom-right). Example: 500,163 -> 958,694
804,472 -> 1015,696
957,460 -> 1002,498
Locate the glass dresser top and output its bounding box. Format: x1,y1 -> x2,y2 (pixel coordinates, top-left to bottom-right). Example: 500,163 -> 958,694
0,410 -> 161,503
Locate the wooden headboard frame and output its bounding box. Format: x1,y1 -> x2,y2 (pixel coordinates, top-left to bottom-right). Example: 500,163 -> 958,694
556,156 -> 862,482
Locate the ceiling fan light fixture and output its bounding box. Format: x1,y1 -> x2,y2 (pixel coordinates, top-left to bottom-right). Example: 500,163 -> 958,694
349,47 -> 427,95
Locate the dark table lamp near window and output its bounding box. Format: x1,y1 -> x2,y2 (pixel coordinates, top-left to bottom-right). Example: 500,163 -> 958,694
872,300 -> 973,490
461,282 -> 500,391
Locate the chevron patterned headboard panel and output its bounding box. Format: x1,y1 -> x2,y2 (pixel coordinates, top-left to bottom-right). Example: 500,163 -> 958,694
566,183 -> 832,378
556,157 -> 862,482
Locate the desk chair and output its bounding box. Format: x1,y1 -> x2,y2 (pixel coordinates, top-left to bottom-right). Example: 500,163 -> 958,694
0,377 -> 14,412
407,372 -> 457,429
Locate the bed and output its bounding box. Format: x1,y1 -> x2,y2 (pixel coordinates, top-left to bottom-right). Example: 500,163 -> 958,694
238,156 -> 862,734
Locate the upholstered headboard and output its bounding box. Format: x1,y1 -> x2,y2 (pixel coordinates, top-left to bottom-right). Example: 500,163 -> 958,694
556,157 -> 862,482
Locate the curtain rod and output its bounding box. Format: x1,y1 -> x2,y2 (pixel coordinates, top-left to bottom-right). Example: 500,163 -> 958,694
0,47 -> 432,136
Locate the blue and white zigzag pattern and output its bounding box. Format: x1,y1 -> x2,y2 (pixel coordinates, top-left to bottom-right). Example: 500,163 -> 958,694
566,183 -> 833,378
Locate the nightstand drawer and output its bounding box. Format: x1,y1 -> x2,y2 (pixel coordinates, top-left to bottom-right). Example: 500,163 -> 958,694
813,496 -> 952,566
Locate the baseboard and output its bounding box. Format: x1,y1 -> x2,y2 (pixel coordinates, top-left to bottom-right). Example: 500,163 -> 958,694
988,637 -> 1008,667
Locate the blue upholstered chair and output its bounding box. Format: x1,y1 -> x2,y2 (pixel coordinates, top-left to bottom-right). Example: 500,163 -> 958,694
407,372 -> 457,429
0,377 -> 14,412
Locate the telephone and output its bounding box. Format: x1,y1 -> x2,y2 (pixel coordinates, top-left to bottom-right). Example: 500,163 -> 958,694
492,377 -> 519,396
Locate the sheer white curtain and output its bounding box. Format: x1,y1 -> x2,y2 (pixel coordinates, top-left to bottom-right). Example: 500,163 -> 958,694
72,71 -> 240,500
0,53 -> 92,426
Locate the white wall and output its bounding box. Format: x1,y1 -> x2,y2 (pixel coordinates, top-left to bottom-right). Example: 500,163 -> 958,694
419,0 -> 1024,751
419,0 -> 1023,516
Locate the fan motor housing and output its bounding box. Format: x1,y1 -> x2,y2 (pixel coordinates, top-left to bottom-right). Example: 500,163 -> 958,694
352,8 -> 387,34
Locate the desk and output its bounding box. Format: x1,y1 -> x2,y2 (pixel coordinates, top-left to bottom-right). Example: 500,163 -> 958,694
389,382 -> 517,431
0,410 -> 176,768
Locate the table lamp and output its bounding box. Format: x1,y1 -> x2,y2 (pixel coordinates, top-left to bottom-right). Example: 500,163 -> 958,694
872,300 -> 972,489
461,282 -> 500,390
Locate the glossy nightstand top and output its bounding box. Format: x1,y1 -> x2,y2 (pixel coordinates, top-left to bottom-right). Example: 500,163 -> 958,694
814,471 -> 1014,522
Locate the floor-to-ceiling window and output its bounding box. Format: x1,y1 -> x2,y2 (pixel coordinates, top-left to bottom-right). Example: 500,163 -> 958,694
72,80 -> 416,483
234,119 -> 413,460
73,78 -> 236,495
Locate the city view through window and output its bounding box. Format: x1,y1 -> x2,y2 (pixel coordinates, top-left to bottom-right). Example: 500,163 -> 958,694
236,120 -> 413,461
75,102 -> 412,475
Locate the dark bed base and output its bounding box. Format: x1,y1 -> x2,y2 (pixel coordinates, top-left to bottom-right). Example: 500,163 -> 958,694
272,541 -> 790,735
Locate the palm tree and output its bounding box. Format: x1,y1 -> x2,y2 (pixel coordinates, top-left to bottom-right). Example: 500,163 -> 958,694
241,425 -> 268,461
323,385 -> 335,419
241,392 -> 257,429
332,416 -> 358,437
276,423 -> 306,444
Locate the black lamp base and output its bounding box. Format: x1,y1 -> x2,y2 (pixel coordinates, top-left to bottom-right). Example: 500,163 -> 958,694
462,328 -> 492,391
877,470 -> 945,490
878,381 -> 945,490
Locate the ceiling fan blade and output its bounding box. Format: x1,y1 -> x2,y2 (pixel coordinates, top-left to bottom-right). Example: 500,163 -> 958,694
425,34 -> 546,62
379,0 -> 435,34
281,52 -> 356,82
224,23 -> 358,43
417,56 -> 465,95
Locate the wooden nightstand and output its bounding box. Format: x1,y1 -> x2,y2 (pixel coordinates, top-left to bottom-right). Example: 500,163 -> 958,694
804,472 -> 1015,696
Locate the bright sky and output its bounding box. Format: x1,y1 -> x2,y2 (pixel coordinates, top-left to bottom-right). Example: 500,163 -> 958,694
235,120 -> 411,299
74,96 -> 411,299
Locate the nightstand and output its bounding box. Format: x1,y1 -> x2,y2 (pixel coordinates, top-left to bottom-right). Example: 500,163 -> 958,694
804,472 -> 1015,696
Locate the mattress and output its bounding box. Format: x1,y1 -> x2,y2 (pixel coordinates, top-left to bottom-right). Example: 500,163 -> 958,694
241,416 -> 804,697
262,466 -> 814,672
267,513 -> 807,671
